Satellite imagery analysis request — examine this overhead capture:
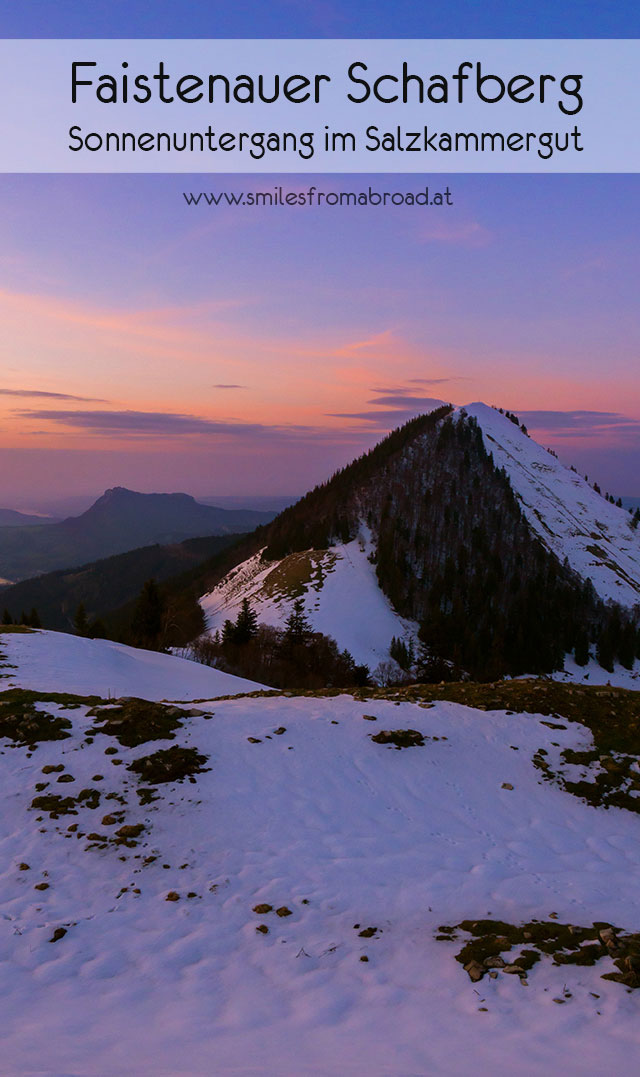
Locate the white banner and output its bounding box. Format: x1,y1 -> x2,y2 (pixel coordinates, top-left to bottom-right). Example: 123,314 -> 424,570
0,39 -> 638,172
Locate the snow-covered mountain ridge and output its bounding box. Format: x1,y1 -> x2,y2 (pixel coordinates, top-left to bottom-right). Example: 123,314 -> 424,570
199,403 -> 640,680
462,403 -> 640,608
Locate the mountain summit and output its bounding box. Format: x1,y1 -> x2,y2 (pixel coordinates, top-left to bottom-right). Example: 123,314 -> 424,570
0,488 -> 275,582
200,404 -> 640,680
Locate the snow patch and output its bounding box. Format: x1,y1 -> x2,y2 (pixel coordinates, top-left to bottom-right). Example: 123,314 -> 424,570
200,532 -> 417,670
1,629 -> 263,700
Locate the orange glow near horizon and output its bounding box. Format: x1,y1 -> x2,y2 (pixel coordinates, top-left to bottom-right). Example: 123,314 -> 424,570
1,173 -> 638,499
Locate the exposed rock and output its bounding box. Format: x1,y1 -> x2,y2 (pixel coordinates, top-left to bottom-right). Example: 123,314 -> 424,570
115,824 -> 145,840
371,729 -> 425,748
463,960 -> 485,982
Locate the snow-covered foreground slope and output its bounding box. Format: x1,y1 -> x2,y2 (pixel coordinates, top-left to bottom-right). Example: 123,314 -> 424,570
1,632 -> 640,1073
200,534 -> 417,670
2,629 -> 263,699
463,403 -> 640,608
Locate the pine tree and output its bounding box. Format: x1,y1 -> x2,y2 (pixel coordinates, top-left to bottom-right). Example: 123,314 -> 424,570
29,608 -> 41,629
618,621 -> 638,670
234,598 -> 258,644
74,603 -> 89,637
284,598 -> 312,645
596,628 -> 615,674
131,579 -> 166,649
88,618 -> 106,639
574,628 -> 590,667
2,609 -> 13,625
389,636 -> 411,670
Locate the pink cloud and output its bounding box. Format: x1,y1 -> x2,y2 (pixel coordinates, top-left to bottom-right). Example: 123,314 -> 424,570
416,219 -> 492,248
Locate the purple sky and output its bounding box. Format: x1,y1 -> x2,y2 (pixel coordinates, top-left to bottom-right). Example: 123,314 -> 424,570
1,171 -> 638,505
1,2 -> 638,506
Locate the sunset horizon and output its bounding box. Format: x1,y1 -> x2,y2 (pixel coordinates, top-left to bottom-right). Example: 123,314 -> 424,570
1,171 -> 639,504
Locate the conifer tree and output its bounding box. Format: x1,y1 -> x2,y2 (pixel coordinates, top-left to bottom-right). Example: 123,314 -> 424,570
74,603 -> 89,637
131,579 -> 166,649
234,598 -> 258,644
574,628 -> 590,667
284,598 -> 312,645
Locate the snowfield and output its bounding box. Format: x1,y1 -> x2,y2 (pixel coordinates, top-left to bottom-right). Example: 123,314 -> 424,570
3,628 -> 264,699
200,532 -> 417,671
462,403 -> 640,609
1,630 -> 640,1074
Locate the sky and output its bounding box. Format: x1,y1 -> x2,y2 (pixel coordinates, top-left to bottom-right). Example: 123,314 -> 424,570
0,1 -> 638,506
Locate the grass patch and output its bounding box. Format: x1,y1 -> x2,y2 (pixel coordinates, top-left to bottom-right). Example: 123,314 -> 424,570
89,698 -> 190,747
0,688 -> 104,707
0,697 -> 72,745
31,793 -> 78,817
127,745 -> 209,784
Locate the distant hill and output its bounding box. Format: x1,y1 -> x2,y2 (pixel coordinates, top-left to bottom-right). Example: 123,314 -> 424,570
0,533 -> 245,632
0,487 -> 275,581
0,508 -> 57,528
197,494 -> 299,513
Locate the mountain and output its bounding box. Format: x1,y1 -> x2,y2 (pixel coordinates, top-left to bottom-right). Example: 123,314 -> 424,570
198,494 -> 299,513
0,487 -> 276,582
0,533 -> 245,632
198,404 -> 640,680
0,507 -> 57,528
1,626 -> 640,1072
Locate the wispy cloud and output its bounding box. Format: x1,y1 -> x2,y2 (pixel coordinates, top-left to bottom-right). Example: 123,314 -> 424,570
328,381 -> 455,426
416,220 -> 492,248
0,388 -> 108,402
368,393 -> 450,409
408,376 -> 469,385
326,405 -> 447,424
16,407 -> 364,446
519,409 -> 640,445
212,383 -> 247,390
